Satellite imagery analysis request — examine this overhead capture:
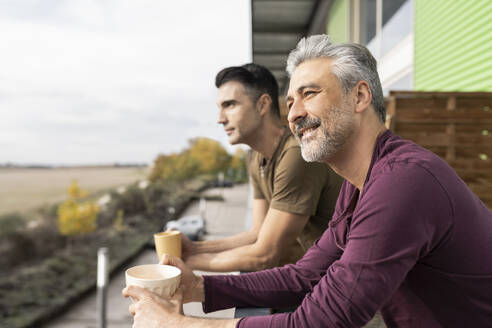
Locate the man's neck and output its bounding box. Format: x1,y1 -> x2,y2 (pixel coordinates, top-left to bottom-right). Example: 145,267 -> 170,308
328,123 -> 387,191
247,119 -> 285,160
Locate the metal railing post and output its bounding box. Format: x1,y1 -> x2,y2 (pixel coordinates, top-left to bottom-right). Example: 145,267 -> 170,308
97,247 -> 109,328
199,197 -> 207,219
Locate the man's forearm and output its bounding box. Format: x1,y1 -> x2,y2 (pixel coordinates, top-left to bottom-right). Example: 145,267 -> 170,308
187,243 -> 276,272
182,316 -> 239,328
191,199 -> 268,256
192,230 -> 257,254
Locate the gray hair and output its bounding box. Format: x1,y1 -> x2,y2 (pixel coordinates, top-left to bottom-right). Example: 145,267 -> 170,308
286,35 -> 386,123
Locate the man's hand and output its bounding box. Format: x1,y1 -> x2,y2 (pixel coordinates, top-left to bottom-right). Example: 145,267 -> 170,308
123,285 -> 184,328
123,284 -> 239,328
159,254 -> 205,303
180,233 -> 196,261
166,228 -> 197,261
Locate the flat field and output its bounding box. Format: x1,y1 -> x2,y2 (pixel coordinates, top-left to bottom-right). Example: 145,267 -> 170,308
0,166 -> 149,215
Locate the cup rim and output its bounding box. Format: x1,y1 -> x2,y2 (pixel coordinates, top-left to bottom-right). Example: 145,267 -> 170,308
125,264 -> 181,281
154,230 -> 181,237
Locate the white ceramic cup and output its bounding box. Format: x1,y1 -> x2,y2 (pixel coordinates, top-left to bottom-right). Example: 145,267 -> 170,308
125,264 -> 181,302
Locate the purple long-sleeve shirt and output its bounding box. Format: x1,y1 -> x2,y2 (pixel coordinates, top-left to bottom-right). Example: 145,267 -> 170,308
202,130 -> 492,327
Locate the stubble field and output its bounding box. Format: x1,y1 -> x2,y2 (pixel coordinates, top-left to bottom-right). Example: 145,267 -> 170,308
0,166 -> 149,215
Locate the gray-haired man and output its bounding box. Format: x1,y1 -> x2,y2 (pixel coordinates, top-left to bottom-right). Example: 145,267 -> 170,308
124,35 -> 492,328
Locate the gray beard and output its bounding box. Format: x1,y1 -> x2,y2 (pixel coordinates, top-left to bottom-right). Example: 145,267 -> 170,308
295,105 -> 353,162
299,130 -> 338,162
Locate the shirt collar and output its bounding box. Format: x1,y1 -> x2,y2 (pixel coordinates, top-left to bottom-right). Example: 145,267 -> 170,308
363,129 -> 393,187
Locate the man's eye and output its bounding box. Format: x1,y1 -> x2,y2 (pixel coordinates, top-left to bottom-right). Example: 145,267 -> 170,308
304,91 -> 316,97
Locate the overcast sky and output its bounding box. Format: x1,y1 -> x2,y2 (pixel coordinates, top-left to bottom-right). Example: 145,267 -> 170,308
0,0 -> 251,165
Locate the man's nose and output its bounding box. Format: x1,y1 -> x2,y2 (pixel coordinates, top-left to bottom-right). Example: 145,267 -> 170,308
217,110 -> 227,124
287,100 -> 307,124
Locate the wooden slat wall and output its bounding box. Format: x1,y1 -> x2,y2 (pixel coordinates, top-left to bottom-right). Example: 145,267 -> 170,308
387,91 -> 492,209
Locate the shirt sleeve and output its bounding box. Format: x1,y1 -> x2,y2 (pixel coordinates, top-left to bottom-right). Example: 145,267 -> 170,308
270,146 -> 329,216
202,227 -> 342,313
237,163 -> 453,327
251,174 -> 265,199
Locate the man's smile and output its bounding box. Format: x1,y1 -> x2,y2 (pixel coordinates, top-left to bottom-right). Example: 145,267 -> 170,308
295,117 -> 321,140
298,124 -> 320,139
224,127 -> 235,136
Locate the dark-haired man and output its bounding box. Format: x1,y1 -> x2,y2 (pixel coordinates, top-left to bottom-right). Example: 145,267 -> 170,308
180,63 -> 342,272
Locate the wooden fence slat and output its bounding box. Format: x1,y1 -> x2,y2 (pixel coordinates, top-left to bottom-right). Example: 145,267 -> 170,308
399,132 -> 491,147
387,91 -> 492,209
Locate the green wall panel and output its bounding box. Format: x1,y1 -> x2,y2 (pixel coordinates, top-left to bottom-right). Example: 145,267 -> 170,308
327,0 -> 349,43
415,0 -> 492,91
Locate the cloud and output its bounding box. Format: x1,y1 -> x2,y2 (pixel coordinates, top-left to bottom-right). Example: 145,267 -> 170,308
0,0 -> 251,165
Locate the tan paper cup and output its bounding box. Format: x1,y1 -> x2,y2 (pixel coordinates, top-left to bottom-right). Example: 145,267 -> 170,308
125,264 -> 181,302
154,230 -> 182,260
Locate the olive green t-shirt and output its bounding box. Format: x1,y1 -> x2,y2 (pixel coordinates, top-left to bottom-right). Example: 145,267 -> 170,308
250,128 -> 343,265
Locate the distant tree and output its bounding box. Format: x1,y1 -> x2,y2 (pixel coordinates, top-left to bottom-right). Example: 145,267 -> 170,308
149,152 -> 199,182
149,137 -> 231,182
57,180 -> 99,237
230,148 -> 248,181
188,138 -> 231,174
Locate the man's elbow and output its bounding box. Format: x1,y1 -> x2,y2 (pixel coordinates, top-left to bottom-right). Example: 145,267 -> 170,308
250,246 -> 281,270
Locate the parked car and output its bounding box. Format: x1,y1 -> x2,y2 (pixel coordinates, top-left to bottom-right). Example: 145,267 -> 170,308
165,215 -> 206,241
211,179 -> 234,188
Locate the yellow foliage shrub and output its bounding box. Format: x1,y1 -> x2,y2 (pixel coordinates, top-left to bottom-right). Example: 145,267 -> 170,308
57,180 -> 99,237
68,180 -> 88,199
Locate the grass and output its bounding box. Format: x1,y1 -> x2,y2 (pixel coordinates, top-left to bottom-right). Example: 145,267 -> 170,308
0,166 -> 148,216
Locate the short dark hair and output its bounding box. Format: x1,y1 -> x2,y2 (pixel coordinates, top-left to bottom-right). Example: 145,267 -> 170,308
215,63 -> 280,117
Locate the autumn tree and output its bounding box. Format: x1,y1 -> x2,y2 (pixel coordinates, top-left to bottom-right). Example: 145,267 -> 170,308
230,148 -> 248,181
188,138 -> 231,174
149,152 -> 199,182
149,137 -> 231,182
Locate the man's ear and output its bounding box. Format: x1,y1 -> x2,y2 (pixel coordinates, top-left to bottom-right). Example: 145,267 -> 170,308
354,81 -> 372,114
256,93 -> 272,116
